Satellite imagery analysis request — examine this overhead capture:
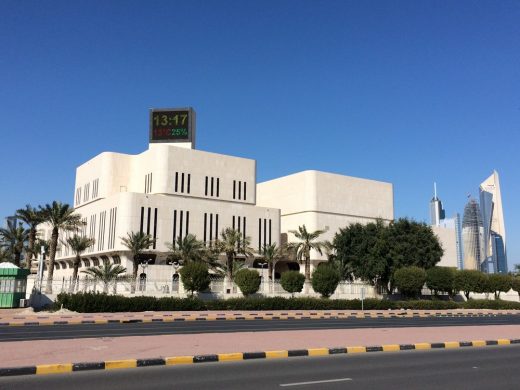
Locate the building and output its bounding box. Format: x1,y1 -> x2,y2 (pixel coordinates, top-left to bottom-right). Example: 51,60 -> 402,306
462,198 -> 485,271
479,171 -> 507,273
256,170 -> 394,274
40,108 -> 395,284
430,183 -> 445,226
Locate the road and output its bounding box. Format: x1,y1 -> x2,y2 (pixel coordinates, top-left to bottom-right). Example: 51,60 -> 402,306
1,315 -> 519,342
1,345 -> 519,389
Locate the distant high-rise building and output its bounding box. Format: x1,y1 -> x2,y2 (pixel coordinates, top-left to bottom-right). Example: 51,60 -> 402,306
462,198 -> 485,271
430,183 -> 445,226
454,213 -> 464,270
479,171 -> 507,273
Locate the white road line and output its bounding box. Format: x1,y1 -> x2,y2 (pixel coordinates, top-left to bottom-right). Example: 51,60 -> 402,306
280,378 -> 352,387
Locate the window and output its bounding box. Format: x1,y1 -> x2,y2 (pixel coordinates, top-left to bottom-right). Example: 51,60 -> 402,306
233,180 -> 236,199
153,208 -> 158,249
205,176 -> 208,196
244,182 -> 247,201
181,173 -> 185,193
175,172 -> 178,192
187,174 -> 191,194
216,178 -> 220,197
145,173 -> 153,193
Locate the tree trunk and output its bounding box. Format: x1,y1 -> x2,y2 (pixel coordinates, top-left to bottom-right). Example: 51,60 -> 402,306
227,253 -> 233,280
27,228 -> 36,270
45,228 -> 59,294
268,262 -> 273,281
70,254 -> 80,293
14,251 -> 21,267
131,256 -> 138,293
465,291 -> 470,300
304,252 -> 310,281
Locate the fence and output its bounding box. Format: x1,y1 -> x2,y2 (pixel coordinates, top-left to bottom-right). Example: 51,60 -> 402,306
28,276 -> 382,300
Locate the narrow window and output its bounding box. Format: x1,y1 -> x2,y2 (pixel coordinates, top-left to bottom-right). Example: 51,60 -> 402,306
263,219 -> 267,249
215,214 -> 219,241
216,178 -> 220,197
172,210 -> 177,247
153,208 -> 158,249
238,181 -> 242,200
258,218 -> 262,251
179,211 -> 183,240
144,175 -> 148,193
175,172 -> 178,192
205,176 -> 208,196
181,173 -> 185,193
244,182 -> 247,201
187,174 -> 191,194
238,216 -> 241,233
243,217 -> 246,242
210,177 -> 214,197
232,216 -> 235,230
209,213 -> 213,243
269,219 -> 272,245
203,213 -> 207,243
140,207 -> 144,233
147,207 -> 151,235
233,180 -> 236,199
185,211 -> 190,236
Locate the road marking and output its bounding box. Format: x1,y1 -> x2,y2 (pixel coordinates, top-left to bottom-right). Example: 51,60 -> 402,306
280,378 -> 352,387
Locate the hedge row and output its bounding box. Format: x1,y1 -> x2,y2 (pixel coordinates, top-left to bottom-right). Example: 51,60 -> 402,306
55,292 -> 520,312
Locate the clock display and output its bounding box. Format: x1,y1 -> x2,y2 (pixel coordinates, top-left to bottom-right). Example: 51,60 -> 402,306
150,109 -> 193,142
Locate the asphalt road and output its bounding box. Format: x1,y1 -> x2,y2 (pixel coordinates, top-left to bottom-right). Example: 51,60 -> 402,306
1,315 -> 520,342
1,345 -> 519,389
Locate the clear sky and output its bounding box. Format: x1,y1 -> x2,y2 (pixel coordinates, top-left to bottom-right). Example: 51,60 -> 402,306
1,1 -> 519,267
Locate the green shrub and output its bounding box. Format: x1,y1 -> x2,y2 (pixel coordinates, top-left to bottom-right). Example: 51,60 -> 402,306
234,269 -> 261,296
280,271 -> 305,295
179,262 -> 211,296
454,270 -> 484,299
487,273 -> 512,299
393,266 -> 426,298
311,263 -> 340,298
54,293 -> 520,312
426,266 -> 455,296
511,277 -> 520,297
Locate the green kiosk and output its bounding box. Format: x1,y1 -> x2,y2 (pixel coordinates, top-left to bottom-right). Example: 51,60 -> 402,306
0,263 -> 30,308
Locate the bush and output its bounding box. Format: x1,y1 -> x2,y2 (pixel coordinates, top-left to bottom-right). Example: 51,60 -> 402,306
454,269 -> 483,300
393,266 -> 426,298
280,271 -> 305,295
487,273 -> 512,299
312,263 -> 341,298
179,262 -> 211,296
511,277 -> 520,297
54,293 -> 520,312
234,269 -> 261,296
426,266 -> 455,296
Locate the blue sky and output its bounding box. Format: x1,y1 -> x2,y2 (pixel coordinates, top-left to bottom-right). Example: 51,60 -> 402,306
1,1 -> 519,267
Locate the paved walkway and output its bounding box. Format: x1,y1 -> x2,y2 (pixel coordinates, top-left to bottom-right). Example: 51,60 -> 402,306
0,308 -> 517,325
1,324 -> 520,368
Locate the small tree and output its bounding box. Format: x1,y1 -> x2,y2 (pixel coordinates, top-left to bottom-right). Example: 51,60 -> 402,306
426,266 -> 455,297
234,269 -> 261,297
511,277 -> 520,298
487,273 -> 512,299
81,263 -> 127,293
280,271 -> 305,296
179,262 -> 211,297
311,263 -> 340,298
393,266 -> 426,298
454,270 -> 483,300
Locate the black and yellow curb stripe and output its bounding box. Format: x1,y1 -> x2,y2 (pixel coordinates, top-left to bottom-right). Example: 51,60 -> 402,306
1,339 -> 519,377
0,311 -> 515,327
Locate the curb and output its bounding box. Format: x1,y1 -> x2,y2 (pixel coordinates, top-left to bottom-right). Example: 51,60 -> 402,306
1,338 -> 519,377
0,311 -> 514,327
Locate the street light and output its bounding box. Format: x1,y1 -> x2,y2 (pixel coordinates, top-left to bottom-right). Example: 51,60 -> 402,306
258,262 -> 268,293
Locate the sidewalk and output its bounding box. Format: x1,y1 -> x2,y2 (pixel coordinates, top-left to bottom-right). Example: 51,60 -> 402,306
0,308 -> 517,326
1,325 -> 520,368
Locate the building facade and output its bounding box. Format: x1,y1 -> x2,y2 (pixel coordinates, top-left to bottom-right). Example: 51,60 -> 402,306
462,198 -> 485,271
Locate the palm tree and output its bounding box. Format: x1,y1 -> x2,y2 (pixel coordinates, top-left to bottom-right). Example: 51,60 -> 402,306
81,263 -> 127,293
66,234 -> 95,292
120,231 -> 154,293
0,220 -> 30,267
288,225 -> 328,281
0,247 -> 11,263
214,228 -> 254,281
167,234 -> 206,264
39,201 -> 83,293
261,243 -> 286,282
16,205 -> 44,270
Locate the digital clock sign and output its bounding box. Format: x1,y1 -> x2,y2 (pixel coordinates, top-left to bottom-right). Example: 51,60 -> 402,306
149,107 -> 196,145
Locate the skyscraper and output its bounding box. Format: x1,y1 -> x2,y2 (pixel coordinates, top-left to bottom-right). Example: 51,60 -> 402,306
479,171 -> 507,273
462,198 -> 485,271
430,183 -> 445,226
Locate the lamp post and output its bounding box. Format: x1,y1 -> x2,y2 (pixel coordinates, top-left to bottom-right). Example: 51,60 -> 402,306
139,259 -> 151,292
258,262 -> 268,293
